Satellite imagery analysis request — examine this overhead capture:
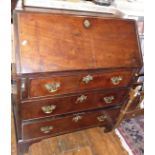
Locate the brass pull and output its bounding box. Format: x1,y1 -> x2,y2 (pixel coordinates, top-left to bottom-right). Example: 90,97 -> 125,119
97,115 -> 107,122
83,19 -> 91,28
72,115 -> 82,123
103,96 -> 115,104
40,126 -> 53,134
82,75 -> 93,84
111,76 -> 123,85
41,105 -> 56,114
76,95 -> 87,104
45,82 -> 61,92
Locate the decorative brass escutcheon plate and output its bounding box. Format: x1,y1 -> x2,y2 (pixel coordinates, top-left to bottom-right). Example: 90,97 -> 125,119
111,76 -> 123,85
40,126 -> 53,134
103,96 -> 115,104
41,105 -> 56,114
82,75 -> 93,84
83,19 -> 91,28
97,115 -> 107,122
45,82 -> 61,92
72,115 -> 83,123
76,95 -> 87,103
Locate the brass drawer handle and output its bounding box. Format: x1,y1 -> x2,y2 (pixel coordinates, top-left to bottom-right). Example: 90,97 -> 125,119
72,115 -> 82,123
45,82 -> 61,92
76,95 -> 87,104
103,96 -> 115,104
84,19 -> 91,28
41,105 -> 56,114
40,126 -> 53,134
82,75 -> 93,84
97,115 -> 107,122
111,76 -> 123,85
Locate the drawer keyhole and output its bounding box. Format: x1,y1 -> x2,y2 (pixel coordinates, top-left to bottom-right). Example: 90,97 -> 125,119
111,76 -> 123,85
72,115 -> 83,122
83,19 -> 91,28
103,96 -> 115,104
97,115 -> 107,122
41,105 -> 56,114
76,95 -> 87,104
44,82 -> 61,92
40,126 -> 53,134
82,75 -> 93,84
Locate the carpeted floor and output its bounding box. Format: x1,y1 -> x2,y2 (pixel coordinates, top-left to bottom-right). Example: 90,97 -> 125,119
117,116 -> 144,155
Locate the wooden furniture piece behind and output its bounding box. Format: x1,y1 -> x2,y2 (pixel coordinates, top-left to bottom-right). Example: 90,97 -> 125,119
13,7 -> 143,155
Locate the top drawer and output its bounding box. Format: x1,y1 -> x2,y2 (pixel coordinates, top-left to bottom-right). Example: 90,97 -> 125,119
15,11 -> 143,74
28,70 -> 133,98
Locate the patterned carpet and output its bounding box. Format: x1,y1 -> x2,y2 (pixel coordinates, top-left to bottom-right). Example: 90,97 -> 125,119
117,116 -> 144,155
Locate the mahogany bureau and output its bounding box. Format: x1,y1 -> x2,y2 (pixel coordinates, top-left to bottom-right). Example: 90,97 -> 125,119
13,8 -> 143,155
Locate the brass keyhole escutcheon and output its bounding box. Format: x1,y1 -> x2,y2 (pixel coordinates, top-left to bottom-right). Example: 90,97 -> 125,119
83,19 -> 91,28
82,75 -> 93,84
97,115 -> 107,122
41,105 -> 56,114
72,115 -> 82,123
40,126 -> 53,134
76,95 -> 87,104
103,96 -> 115,104
111,76 -> 123,85
44,82 -> 61,93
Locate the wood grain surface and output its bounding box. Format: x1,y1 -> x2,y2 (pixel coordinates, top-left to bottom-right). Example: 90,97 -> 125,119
15,11 -> 142,74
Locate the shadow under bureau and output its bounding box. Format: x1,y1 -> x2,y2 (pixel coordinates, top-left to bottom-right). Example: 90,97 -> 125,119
12,8 -> 143,155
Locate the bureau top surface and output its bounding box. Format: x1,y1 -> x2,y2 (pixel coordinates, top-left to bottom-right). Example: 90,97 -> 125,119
14,11 -> 142,74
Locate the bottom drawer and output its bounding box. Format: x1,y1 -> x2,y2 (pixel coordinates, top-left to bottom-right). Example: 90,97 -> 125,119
22,107 -> 120,140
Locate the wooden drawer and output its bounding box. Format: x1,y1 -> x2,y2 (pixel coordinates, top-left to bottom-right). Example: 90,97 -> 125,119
29,70 -> 133,98
22,108 -> 120,140
21,89 -> 127,120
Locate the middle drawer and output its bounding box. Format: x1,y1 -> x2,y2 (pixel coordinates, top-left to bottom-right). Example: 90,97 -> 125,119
21,89 -> 128,120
